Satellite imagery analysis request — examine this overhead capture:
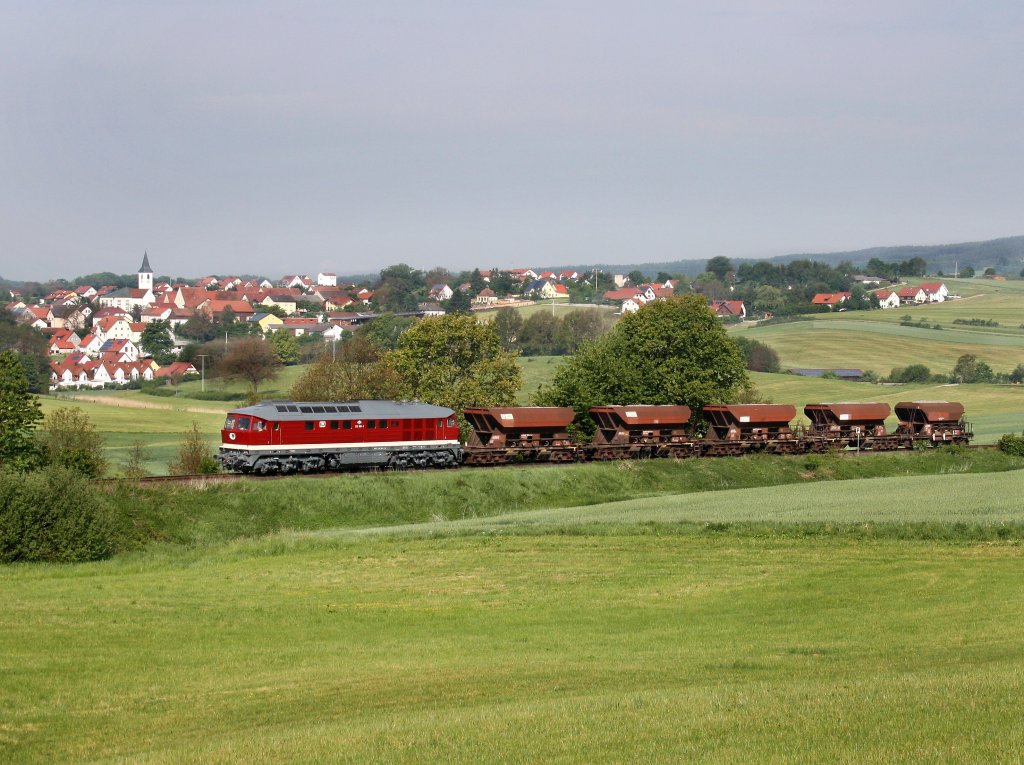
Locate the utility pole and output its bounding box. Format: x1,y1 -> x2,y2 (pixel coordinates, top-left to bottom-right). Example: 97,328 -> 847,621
197,354 -> 208,393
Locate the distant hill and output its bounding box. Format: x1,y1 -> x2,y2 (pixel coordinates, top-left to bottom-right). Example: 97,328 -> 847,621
552,235 -> 1024,278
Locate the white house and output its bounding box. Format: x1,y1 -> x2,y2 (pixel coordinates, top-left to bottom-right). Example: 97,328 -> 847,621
897,286 -> 927,305
620,298 -> 642,314
317,272 -> 337,287
93,316 -> 134,342
428,284 -> 454,301
874,289 -> 901,309
919,282 -> 948,303
539,282 -> 569,300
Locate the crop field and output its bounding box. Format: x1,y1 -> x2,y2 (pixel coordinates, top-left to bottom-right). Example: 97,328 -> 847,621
731,279 -> 1024,372
4,463 -> 1024,763
813,287 -> 1024,337
731,319 -> 1024,372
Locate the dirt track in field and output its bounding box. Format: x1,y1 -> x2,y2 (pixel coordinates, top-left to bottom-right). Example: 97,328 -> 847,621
52,394 -> 227,415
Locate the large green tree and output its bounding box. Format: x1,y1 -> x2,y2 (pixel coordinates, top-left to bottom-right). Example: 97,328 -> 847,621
0,311 -> 50,393
705,256 -> 734,281
388,315 -> 521,411
535,296 -> 749,425
0,350 -> 43,471
139,320 -> 176,365
219,338 -> 281,399
492,307 -> 523,352
289,338 -> 402,401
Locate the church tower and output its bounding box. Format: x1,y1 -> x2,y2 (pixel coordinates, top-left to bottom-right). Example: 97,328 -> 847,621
138,251 -> 153,291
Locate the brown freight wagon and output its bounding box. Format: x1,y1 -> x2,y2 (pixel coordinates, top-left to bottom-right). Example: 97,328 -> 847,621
894,401 -> 972,444
702,404 -> 800,455
803,402 -> 896,449
462,406 -> 578,465
588,405 -> 695,459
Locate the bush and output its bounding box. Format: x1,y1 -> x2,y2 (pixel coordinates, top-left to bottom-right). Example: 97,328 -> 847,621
733,336 -> 781,373
997,432 -> 1024,457
0,467 -> 122,563
38,407 -> 107,478
140,386 -> 177,398
168,421 -> 220,475
888,364 -> 932,383
185,390 -> 248,401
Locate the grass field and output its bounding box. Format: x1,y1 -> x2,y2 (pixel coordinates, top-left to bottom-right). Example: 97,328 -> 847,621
38,395 -> 225,475
4,466 -> 1024,763
731,278 -> 1024,372
517,355 -> 563,403
731,320 -> 1024,372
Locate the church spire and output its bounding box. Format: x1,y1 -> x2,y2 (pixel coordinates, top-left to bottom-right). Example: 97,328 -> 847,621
138,251 -> 153,292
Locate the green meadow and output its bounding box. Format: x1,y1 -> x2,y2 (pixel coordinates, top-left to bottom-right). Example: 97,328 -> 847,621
4,459 -> 1024,763
730,279 -> 1024,372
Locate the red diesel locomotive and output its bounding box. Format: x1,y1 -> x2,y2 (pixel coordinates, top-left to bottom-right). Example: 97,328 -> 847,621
218,400 -> 462,474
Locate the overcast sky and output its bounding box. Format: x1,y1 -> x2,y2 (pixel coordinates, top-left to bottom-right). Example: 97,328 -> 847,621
1,1 -> 1021,281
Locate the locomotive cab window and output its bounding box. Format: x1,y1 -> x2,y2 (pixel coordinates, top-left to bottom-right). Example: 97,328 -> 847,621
224,416 -> 236,430
236,417 -> 251,431
447,418 -> 456,427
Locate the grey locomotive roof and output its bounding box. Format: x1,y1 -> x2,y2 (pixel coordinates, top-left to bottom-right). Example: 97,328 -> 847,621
230,400 -> 456,421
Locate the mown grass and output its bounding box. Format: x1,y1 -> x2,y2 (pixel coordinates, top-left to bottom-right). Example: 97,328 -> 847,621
517,355 -> 562,403
103,448 -> 1024,551
731,320 -> 1024,371
816,278 -> 1024,332
4,466 -> 1024,762
731,280 -> 1024,371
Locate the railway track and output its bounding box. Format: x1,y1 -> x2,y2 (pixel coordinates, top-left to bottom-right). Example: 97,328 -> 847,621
97,443 -> 995,488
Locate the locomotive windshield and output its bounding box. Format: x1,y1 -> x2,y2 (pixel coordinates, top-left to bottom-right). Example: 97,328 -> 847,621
224,415 -> 235,430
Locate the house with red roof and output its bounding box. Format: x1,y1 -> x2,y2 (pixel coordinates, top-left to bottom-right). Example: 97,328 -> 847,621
98,286 -> 154,312
155,361 -> 199,380
919,282 -> 948,302
46,329 -> 82,355
810,292 -> 852,308
709,300 -> 747,319
50,358 -> 96,388
472,288 -> 498,306
94,316 -> 133,341
200,299 -> 256,322
78,333 -> 103,355
874,289 -> 901,309
897,286 -> 927,305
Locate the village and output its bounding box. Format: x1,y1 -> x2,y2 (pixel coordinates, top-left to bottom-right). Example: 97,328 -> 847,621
6,252 -> 958,391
